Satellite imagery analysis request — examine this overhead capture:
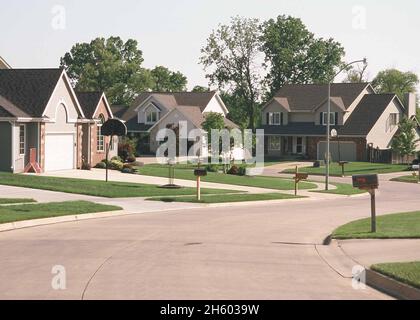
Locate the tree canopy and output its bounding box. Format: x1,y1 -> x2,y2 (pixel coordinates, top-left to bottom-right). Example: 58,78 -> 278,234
150,66 -> 187,92
391,117 -> 418,163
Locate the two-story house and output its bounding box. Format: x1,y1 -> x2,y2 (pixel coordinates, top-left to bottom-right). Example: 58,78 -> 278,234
112,91 -> 238,154
260,83 -> 419,162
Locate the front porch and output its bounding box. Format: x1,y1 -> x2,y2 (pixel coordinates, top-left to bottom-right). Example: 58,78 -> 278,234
265,135 -> 308,159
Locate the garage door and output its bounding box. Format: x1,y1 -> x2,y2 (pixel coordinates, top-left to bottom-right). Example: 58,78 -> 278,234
45,134 -> 75,171
317,141 -> 357,162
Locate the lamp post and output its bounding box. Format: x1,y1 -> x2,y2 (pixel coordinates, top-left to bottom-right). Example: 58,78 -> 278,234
325,58 -> 367,190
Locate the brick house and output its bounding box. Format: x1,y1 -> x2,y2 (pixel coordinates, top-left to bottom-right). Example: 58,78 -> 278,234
260,83 -> 420,162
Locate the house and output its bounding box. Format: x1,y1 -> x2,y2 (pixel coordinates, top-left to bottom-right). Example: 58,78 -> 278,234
260,83 -> 420,163
112,91 -> 238,154
0,68 -> 117,173
76,92 -> 118,167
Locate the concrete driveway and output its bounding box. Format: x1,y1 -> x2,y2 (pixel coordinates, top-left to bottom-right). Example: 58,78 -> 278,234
2,176 -> 420,299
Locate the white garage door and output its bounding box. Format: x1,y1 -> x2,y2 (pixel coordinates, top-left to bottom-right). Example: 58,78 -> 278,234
45,134 -> 75,171
317,141 -> 357,162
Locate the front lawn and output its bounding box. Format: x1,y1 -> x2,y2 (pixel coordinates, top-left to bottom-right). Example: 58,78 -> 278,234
333,211 -> 420,239
283,162 -> 408,177
139,164 -> 317,191
0,198 -> 36,205
0,172 -> 235,198
391,175 -> 419,184
372,262 -> 420,290
0,201 -> 121,224
147,192 -> 302,204
310,183 -> 367,196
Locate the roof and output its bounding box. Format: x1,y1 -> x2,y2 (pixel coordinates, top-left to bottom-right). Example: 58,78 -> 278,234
339,94 -> 396,135
76,91 -> 103,119
260,93 -> 397,136
110,105 -> 128,119
0,94 -> 29,118
0,68 -> 63,117
270,83 -> 369,111
0,56 -> 11,69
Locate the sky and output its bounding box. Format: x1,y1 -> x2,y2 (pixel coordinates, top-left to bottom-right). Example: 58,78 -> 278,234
1,0 -> 419,90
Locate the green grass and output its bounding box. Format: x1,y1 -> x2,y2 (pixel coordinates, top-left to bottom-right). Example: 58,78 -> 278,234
0,198 -> 36,204
310,183 -> 367,196
333,211 -> 420,239
0,201 -> 121,224
147,192 -> 302,204
372,262 -> 420,290
283,162 -> 408,177
139,164 -> 317,191
391,175 -> 419,184
0,172 -> 236,198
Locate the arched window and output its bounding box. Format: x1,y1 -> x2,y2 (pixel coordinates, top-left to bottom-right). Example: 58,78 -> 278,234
97,114 -> 105,152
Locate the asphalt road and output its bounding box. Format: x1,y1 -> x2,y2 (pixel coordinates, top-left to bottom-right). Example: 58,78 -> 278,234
0,176 -> 419,299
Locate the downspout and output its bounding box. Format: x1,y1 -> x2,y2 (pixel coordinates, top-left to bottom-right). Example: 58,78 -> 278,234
9,121 -> 15,172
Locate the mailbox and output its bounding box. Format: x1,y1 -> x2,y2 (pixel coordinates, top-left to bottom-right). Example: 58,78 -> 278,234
194,169 -> 208,177
352,174 -> 378,189
295,173 -> 308,181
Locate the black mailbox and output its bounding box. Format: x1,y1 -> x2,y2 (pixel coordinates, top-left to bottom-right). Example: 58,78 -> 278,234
194,169 -> 207,177
352,174 -> 379,189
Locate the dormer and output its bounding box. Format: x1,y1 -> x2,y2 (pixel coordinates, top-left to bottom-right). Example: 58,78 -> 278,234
141,102 -> 161,124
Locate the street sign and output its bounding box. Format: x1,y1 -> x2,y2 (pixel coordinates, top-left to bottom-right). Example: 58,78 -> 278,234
352,174 -> 379,189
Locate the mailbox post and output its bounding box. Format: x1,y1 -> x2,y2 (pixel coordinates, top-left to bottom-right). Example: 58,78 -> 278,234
352,174 -> 379,233
194,168 -> 207,201
294,166 -> 309,196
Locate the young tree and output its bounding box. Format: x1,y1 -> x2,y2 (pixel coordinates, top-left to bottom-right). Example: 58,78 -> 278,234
201,112 -> 226,144
391,117 -> 418,164
150,66 -> 188,92
372,69 -> 419,104
343,63 -> 369,83
60,36 -> 153,105
261,15 -> 345,97
200,16 -> 266,131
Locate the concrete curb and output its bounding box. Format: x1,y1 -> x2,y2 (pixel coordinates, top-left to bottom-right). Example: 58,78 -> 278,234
0,210 -> 126,233
366,269 -> 420,300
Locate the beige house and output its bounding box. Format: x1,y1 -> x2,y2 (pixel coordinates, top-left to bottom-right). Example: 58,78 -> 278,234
260,83 -> 420,163
112,91 -> 238,154
0,68 -> 117,173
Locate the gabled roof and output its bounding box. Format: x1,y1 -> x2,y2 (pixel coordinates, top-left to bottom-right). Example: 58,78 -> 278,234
76,92 -> 103,119
0,68 -> 63,117
339,94 -> 397,135
0,94 -> 29,118
267,83 -> 370,112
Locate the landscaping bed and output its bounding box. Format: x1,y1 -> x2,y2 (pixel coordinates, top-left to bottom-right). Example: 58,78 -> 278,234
0,201 -> 121,224
372,261 -> 420,290
283,162 -> 408,176
0,173 -> 236,198
147,192 -> 302,204
333,211 -> 420,239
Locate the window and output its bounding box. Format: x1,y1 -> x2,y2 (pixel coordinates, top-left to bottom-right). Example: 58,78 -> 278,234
296,137 -> 303,154
321,112 -> 337,126
268,136 -> 281,150
267,112 -> 284,125
19,125 -> 25,155
389,113 -> 399,128
97,114 -> 105,152
145,106 -> 159,124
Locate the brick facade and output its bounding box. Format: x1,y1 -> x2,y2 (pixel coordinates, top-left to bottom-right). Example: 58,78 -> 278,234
306,136 -> 367,161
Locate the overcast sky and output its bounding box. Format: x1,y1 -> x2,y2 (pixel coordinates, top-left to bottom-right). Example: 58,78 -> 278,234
1,0 -> 418,90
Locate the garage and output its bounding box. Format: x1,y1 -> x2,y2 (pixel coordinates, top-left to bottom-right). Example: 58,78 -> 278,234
317,141 -> 357,162
44,133 -> 75,171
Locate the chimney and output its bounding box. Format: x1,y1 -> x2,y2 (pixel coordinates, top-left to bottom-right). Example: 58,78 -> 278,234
405,92 -> 417,118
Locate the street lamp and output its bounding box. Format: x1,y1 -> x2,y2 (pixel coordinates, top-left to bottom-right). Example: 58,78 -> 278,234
325,58 -> 367,190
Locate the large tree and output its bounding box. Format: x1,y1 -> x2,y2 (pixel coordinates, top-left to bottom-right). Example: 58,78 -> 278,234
343,63 -> 369,83
150,66 -> 187,92
372,69 -> 419,104
200,16 -> 266,131
391,117 -> 418,164
60,36 -> 153,105
261,15 -> 345,97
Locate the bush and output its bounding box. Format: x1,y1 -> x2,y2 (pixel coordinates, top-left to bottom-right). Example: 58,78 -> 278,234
109,160 -> 124,171
111,156 -> 123,162
227,165 -> 239,175
118,137 -> 137,162
126,155 -> 136,163
121,167 -> 135,174
237,165 -> 247,176
123,163 -> 133,169
206,164 -> 219,173
95,162 -> 106,169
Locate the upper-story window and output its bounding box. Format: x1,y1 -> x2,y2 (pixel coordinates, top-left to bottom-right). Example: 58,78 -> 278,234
321,112 -> 338,126
145,105 -> 159,124
389,113 -> 399,129
267,112 -> 284,125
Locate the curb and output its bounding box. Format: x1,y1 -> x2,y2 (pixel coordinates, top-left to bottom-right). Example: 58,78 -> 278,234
0,210 -> 126,233
366,269 -> 420,300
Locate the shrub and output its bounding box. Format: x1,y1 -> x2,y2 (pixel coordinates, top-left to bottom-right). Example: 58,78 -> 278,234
95,162 -> 106,169
118,137 -> 137,162
123,163 -> 133,169
121,167 -> 134,174
111,156 -> 123,162
109,160 -> 124,171
126,155 -> 136,163
237,165 -> 247,176
227,165 -> 239,175
206,164 -> 219,173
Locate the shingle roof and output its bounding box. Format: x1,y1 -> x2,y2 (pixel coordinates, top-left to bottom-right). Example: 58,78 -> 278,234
260,93 -> 396,136
0,106 -> 14,117
339,94 -> 396,135
110,105 -> 128,119
76,91 -> 103,119
0,94 -> 29,118
272,83 -> 369,111
0,68 -> 63,117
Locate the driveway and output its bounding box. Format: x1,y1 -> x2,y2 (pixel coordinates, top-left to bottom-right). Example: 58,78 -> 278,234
2,176 -> 420,299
